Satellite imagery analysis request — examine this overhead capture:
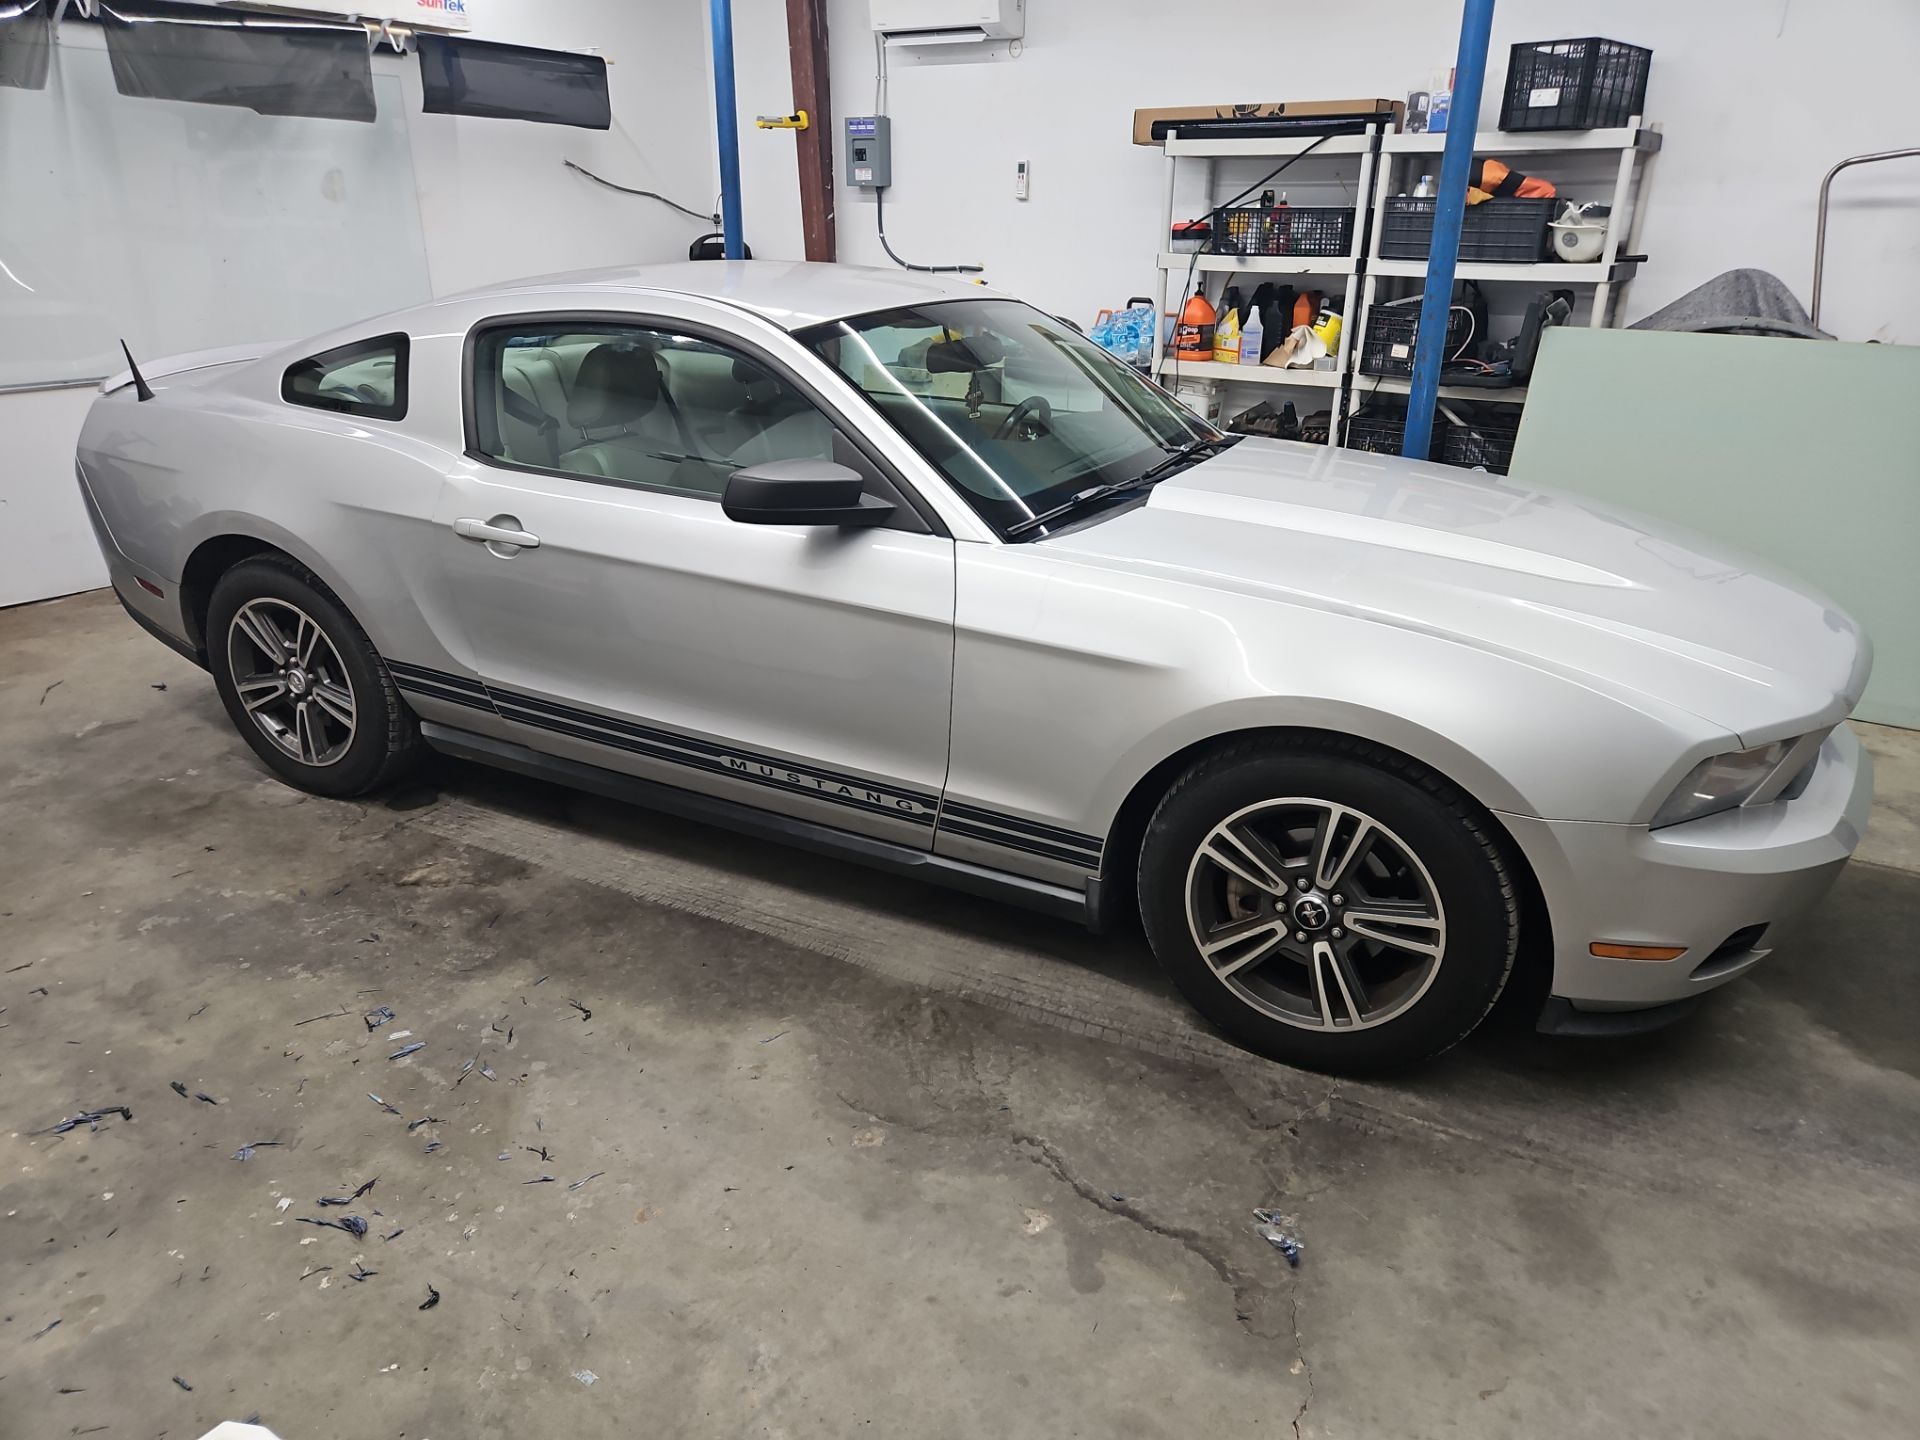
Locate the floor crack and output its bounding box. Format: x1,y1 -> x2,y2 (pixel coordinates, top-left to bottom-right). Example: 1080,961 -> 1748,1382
1289,1289 -> 1316,1437
1014,1131 -> 1281,1340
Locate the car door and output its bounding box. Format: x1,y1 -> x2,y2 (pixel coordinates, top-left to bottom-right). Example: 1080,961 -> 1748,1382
432,311 -> 955,849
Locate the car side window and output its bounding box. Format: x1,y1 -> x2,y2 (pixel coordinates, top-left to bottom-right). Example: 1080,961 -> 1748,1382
472,323 -> 842,503
282,333 -> 409,421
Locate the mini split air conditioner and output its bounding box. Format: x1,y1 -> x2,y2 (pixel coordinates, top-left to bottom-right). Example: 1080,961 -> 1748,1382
871,0 -> 1025,47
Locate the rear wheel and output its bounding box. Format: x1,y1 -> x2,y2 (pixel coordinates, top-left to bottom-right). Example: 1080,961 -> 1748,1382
1138,740 -> 1519,1073
207,557 -> 419,797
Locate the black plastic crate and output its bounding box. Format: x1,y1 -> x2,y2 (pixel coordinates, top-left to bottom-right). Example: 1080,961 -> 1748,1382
1343,404 -> 1519,475
1360,302 -> 1474,376
1441,413 -> 1520,474
1211,204 -> 1353,258
1344,406 -> 1409,457
1378,196 -> 1554,263
1500,37 -> 1651,131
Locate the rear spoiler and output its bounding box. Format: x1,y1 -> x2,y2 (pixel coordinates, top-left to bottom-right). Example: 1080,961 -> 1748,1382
101,341 -> 284,397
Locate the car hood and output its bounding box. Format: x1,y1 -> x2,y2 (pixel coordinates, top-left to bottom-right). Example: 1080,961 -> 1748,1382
1042,438 -> 1868,740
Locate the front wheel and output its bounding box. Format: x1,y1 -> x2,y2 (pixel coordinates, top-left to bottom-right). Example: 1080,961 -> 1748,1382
207,556 -> 420,797
1138,740 -> 1520,1073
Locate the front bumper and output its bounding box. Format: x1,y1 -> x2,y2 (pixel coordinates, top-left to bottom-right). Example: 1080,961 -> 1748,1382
1503,725 -> 1874,1013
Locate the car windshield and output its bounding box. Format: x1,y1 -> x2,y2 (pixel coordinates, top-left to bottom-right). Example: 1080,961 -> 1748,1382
798,299 -> 1219,538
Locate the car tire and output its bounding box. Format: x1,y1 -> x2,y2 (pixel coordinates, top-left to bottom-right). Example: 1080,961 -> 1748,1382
207,556 -> 421,798
1137,738 -> 1519,1073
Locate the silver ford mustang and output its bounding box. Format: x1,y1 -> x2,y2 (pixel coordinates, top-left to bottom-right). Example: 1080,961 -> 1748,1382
75,261 -> 1873,1071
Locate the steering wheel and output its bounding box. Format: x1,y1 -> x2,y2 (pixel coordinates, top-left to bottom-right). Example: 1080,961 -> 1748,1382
993,395 -> 1053,442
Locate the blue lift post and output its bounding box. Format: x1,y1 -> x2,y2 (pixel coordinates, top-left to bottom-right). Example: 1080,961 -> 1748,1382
1401,0 -> 1497,461
710,0 -> 746,259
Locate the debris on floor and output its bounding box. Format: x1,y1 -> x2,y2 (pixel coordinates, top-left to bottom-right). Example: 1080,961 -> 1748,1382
29,1318 -> 62,1341
297,1215 -> 369,1237
1252,1209 -> 1303,1267
419,1284 -> 440,1310
388,1041 -> 425,1061
173,1375 -> 194,1392
232,1140 -> 283,1161
364,1005 -> 395,1031
572,1369 -> 598,1387
41,1105 -> 135,1135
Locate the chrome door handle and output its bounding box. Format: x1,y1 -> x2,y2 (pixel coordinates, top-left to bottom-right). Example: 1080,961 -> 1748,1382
453,516 -> 540,550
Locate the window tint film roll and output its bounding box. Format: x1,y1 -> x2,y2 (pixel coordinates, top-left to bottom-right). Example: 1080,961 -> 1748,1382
98,1 -> 375,122
418,33 -> 609,130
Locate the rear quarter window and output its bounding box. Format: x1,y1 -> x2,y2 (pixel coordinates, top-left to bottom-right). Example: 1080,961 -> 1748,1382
282,333 -> 410,421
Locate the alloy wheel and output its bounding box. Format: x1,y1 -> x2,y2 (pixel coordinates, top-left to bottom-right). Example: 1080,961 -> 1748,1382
226,598 -> 357,768
1184,798 -> 1447,1031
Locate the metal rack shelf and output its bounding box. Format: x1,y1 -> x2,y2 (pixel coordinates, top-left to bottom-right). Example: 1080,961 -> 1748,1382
1368,257 -> 1639,284
1158,251 -> 1358,277
1150,124 -> 1382,442
1160,361 -> 1344,389
1145,117 -> 1660,459
1382,125 -> 1661,156
1350,375 -> 1529,405
1342,114 -> 1659,456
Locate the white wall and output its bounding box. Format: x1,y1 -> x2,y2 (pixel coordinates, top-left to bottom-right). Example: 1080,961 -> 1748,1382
4,0 -> 719,608
727,0 -> 1920,343
406,0 -> 721,296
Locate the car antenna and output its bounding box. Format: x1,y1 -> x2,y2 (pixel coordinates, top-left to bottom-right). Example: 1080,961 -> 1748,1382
119,339 -> 154,402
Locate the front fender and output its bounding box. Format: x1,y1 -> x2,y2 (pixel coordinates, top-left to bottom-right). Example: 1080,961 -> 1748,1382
1089,693 -> 1544,828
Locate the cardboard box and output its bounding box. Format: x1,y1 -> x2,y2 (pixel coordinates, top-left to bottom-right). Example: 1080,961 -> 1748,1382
1132,98 -> 1403,145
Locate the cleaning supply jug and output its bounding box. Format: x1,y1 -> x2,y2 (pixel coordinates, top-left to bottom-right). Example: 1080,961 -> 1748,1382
1174,285 -> 1216,362
1213,304 -> 1242,364
1311,298 -> 1342,359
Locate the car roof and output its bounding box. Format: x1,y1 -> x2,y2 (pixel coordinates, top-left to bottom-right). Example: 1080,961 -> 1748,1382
434,259 -> 1001,331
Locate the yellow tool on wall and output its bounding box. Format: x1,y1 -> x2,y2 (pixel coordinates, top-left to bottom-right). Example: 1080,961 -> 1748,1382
754,110 -> 810,131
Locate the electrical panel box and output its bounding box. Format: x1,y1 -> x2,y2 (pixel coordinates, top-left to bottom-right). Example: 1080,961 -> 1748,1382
845,116 -> 892,189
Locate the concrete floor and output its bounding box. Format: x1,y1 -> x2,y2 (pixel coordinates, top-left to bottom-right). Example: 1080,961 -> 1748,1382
4,588 -> 1918,1440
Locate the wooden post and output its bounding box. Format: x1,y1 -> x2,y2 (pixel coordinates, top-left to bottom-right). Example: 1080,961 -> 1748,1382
786,0 -> 836,261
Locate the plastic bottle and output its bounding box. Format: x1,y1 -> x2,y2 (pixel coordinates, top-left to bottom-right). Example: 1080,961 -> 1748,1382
1238,304 -> 1264,366
1312,297 -> 1343,363
1174,284 -> 1216,362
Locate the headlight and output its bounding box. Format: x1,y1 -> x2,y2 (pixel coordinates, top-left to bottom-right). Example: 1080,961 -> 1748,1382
1650,741 -> 1792,829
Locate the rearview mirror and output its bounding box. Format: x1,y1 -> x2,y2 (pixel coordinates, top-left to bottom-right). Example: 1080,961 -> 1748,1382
721,459 -> 895,528
925,334 -> 1006,373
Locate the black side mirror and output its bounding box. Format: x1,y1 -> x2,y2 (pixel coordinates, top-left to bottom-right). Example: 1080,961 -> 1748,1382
722,459 -> 895,528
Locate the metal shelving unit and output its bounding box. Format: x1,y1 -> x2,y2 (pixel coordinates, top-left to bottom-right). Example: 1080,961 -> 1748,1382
1151,126 -> 1384,445
1144,119 -> 1660,461
1343,120 -> 1660,451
